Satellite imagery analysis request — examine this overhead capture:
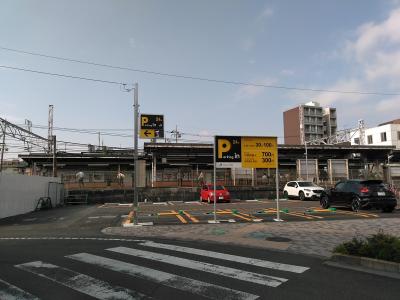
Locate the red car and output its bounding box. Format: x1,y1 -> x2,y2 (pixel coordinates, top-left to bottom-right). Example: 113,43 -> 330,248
200,185 -> 231,203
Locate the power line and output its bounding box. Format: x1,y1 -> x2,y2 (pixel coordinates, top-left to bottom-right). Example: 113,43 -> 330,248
1,46 -> 399,96
0,65 -> 126,86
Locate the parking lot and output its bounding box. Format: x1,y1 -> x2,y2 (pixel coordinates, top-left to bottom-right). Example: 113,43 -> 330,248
106,199 -> 399,226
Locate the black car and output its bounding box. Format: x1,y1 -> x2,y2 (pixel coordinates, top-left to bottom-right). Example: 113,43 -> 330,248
320,180 -> 397,212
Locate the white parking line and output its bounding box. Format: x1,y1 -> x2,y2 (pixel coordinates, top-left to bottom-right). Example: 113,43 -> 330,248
139,241 -> 309,273
88,216 -> 117,219
16,261 -> 148,300
184,201 -> 202,205
107,247 -> 287,287
67,253 -> 258,300
0,278 -> 39,300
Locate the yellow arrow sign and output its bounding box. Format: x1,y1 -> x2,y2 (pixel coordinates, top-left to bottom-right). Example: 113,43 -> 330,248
140,129 -> 156,139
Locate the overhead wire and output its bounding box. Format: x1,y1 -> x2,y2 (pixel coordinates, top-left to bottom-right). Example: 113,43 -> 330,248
1,46 -> 400,96
0,65 -> 126,86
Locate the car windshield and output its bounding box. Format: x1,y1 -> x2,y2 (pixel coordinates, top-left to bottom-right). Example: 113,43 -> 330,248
298,182 -> 318,187
208,185 -> 225,190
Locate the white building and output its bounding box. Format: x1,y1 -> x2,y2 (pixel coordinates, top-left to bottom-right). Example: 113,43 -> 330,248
351,119 -> 400,149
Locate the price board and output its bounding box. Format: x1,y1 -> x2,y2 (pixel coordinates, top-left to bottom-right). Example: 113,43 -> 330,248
241,137 -> 278,168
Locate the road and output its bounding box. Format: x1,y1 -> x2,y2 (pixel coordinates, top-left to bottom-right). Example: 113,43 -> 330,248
1,237 -> 399,300
0,200 -> 399,299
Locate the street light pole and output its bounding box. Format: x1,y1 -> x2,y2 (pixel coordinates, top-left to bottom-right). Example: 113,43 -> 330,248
133,83 -> 139,225
305,140 -> 309,181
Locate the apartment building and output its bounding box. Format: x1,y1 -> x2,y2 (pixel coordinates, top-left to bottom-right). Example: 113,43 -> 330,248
351,119 -> 400,149
283,101 -> 337,145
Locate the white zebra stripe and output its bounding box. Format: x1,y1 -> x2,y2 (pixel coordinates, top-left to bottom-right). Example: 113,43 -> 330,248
139,241 -> 309,273
0,278 -> 39,300
107,247 -> 287,287
15,261 -> 149,300
67,252 -> 259,300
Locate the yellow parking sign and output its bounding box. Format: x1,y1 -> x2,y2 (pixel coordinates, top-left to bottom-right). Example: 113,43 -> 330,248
241,137 -> 278,168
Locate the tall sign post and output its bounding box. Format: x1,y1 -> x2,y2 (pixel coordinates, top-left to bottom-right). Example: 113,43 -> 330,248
133,83 -> 139,225
215,136 -> 281,222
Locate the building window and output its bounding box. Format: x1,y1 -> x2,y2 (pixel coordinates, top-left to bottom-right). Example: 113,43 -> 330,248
381,132 -> 387,142
398,131 -> 400,140
367,135 -> 373,144
354,138 -> 360,145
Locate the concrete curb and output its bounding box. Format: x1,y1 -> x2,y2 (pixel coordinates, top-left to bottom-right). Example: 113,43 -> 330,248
325,253 -> 400,279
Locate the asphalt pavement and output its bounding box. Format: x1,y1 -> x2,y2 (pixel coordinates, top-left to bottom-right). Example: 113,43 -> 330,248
1,237 -> 399,300
0,200 -> 399,299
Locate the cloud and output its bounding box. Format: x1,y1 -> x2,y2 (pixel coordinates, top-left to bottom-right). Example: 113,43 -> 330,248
259,7 -> 273,19
376,96 -> 400,112
310,6 -> 400,119
128,37 -> 136,49
241,37 -> 255,51
280,69 -> 295,76
346,8 -> 400,62
234,78 -> 277,101
313,79 -> 365,106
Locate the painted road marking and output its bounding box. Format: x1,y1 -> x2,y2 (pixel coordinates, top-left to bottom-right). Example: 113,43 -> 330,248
152,202 -> 168,206
67,253 -> 258,300
0,237 -> 145,242
16,261 -> 148,300
88,215 -> 117,219
217,209 -> 260,222
139,241 -> 309,273
0,278 -> 39,300
107,247 -> 288,287
175,214 -> 188,224
309,207 -> 379,218
182,211 -> 199,223
264,208 -> 318,220
184,201 -> 202,205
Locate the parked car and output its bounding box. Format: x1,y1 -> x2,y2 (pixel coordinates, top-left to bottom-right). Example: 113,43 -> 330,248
320,179 -> 397,212
200,184 -> 231,203
283,181 -> 324,200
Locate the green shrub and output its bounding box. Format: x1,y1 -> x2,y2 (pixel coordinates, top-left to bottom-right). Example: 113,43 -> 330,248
334,231 -> 400,263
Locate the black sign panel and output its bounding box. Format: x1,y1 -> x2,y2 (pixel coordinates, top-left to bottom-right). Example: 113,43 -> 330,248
140,114 -> 164,138
215,136 -> 241,163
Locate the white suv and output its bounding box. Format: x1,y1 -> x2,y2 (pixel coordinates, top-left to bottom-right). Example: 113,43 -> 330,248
283,181 -> 324,201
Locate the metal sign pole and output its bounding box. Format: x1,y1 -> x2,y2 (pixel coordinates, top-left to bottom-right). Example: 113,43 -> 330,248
133,83 -> 139,225
213,137 -> 217,223
274,166 -> 283,221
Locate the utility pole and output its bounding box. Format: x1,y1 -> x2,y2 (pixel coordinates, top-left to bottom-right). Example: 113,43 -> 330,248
98,132 -> 101,148
52,135 -> 57,177
305,140 -> 309,180
48,105 -> 54,154
0,124 -> 5,172
133,83 -> 139,225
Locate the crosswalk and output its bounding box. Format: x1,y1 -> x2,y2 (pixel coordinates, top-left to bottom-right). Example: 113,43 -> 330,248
1,240 -> 310,300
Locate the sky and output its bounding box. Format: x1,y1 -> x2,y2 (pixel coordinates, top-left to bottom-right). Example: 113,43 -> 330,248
1,0 -> 400,156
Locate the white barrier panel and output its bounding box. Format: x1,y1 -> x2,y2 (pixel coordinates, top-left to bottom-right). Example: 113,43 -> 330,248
0,173 -> 61,219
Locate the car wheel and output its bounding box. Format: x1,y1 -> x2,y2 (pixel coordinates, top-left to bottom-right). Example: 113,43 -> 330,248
207,197 -> 211,204
283,191 -> 289,199
299,191 -> 305,201
382,206 -> 395,213
320,194 -> 330,209
351,197 -> 361,212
